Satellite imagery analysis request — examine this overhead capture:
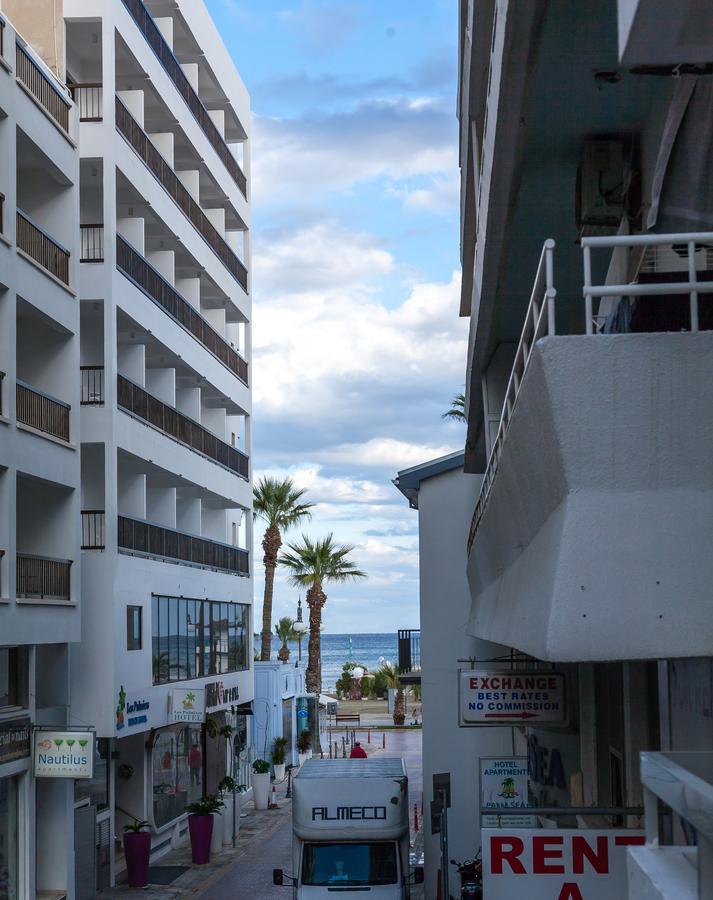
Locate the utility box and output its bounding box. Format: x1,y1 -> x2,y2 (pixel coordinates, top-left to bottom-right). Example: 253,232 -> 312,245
576,140 -> 625,235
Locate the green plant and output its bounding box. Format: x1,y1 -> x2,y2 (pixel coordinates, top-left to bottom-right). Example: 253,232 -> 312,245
218,776 -> 246,794
123,819 -> 149,833
335,670 -> 354,699
252,758 -> 270,775
372,669 -> 389,699
442,391 -> 466,422
205,717 -> 234,741
275,617 -> 298,662
271,736 -> 288,765
117,763 -> 134,780
186,794 -> 225,816
296,729 -> 312,754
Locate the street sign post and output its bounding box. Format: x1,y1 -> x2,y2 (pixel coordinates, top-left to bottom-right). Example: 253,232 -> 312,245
459,671 -> 566,726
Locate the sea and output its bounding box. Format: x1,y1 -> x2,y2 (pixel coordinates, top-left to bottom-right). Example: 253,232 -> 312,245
255,632 -> 398,692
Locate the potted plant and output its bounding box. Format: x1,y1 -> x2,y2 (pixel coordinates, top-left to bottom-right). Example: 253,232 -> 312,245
185,795 -> 225,865
272,736 -> 288,781
297,729 -> 312,767
252,758 -> 271,810
218,776 -> 247,847
122,819 -> 151,888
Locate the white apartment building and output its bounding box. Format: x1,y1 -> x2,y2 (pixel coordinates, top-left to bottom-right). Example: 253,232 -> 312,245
0,11 -> 82,898
458,0 -> 713,897
1,0 -> 254,895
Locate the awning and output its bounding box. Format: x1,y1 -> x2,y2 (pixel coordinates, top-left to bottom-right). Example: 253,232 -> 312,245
232,701 -> 254,716
319,693 -> 337,707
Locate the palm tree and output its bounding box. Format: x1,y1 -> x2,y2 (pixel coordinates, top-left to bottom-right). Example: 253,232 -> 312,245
379,662 -> 406,726
254,477 -> 314,662
275,616 -> 297,663
442,391 -> 466,422
279,534 -> 366,695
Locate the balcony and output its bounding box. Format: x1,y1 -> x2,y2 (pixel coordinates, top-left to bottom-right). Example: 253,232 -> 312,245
115,96 -> 247,291
70,82 -> 103,122
17,211 -> 70,286
118,514 -> 249,576
16,381 -> 70,442
16,553 -> 72,601
397,629 -> 421,685
467,232 -> 713,663
120,0 -> 247,198
15,41 -> 71,134
80,366 -> 104,405
80,224 -> 104,263
116,235 -> 249,385
118,373 -> 248,479
81,510 -> 105,550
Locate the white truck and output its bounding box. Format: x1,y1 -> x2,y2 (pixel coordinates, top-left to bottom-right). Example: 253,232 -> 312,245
273,758 -> 424,898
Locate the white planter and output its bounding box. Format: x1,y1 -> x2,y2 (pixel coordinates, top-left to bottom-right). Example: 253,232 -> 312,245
298,752 -> 310,767
273,763 -> 286,782
221,792 -> 241,846
210,810 -> 223,854
252,772 -> 271,810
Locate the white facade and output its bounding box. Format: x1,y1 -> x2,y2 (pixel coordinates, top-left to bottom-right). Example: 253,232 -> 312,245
0,13 -> 82,898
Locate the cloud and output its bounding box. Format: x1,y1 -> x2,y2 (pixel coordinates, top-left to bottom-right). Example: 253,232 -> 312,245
252,97 -> 457,202
277,1 -> 361,56
387,172 -> 461,214
255,464 -> 392,505
315,438 -> 455,469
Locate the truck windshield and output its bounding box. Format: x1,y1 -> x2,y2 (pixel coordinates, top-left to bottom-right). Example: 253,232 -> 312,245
302,842 -> 398,886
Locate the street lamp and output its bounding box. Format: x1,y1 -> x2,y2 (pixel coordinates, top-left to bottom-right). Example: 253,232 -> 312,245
293,595 -> 307,663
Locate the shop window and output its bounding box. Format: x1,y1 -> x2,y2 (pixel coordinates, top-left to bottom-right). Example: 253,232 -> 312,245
126,606 -> 142,651
0,647 -> 28,709
0,775 -> 19,899
151,596 -> 249,685
74,738 -> 110,811
151,724 -> 203,829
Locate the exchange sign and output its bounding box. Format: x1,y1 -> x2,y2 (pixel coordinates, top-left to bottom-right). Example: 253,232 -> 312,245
482,828 -> 645,899
459,671 -> 566,726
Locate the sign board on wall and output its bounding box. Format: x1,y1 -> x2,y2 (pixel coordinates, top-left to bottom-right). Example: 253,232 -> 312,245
170,688 -> 205,723
482,828 -> 645,899
116,685 -> 151,735
480,757 -> 536,827
205,678 -> 241,712
33,730 -> 95,779
460,671 -> 566,726
0,718 -> 31,765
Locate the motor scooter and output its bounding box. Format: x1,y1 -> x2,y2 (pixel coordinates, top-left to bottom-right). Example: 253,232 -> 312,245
450,849 -> 483,899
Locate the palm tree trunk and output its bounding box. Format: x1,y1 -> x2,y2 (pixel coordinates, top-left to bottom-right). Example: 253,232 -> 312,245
393,687 -> 405,726
305,583 -> 325,695
260,525 -> 281,661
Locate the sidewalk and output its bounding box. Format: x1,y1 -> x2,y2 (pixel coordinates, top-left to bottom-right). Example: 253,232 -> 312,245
98,785 -> 292,899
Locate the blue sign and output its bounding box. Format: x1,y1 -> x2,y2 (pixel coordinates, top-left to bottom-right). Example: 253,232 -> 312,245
297,708 -> 308,718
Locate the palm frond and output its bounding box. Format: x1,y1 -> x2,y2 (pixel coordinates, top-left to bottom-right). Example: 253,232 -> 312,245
442,391 -> 467,422
253,476 -> 314,530
278,533 -> 367,588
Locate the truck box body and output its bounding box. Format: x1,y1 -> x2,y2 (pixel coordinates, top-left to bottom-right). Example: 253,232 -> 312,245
290,758 -> 412,898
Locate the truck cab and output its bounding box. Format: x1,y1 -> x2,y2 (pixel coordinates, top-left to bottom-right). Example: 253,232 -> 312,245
274,758 -> 422,898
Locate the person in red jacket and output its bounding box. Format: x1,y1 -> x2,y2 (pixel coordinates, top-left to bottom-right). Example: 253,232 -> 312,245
350,742 -> 367,759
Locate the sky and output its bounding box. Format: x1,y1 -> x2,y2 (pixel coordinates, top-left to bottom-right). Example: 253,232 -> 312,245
206,0 -> 468,633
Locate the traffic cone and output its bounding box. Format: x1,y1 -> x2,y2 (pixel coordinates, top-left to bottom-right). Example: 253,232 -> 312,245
436,870 -> 442,900
367,729 -> 371,744
382,733 -> 386,749
413,802 -> 419,833
269,784 -> 279,809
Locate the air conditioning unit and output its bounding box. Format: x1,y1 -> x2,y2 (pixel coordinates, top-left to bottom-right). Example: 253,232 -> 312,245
576,140 -> 626,236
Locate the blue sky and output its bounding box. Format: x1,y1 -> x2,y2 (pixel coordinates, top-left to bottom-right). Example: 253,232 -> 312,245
206,0 -> 467,633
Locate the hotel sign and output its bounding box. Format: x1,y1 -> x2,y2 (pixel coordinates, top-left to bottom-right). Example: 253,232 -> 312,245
170,688 -> 205,723
33,730 -> 94,779
0,718 -> 31,765
480,757 -> 536,828
460,671 -> 566,726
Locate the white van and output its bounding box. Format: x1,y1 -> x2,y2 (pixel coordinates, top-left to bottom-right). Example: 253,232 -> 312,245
273,758 -> 423,897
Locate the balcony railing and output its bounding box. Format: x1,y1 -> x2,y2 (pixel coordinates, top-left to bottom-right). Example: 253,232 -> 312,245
81,510 -> 106,550
70,82 -> 103,121
16,553 -> 72,600
120,0 -> 247,198
468,230 -> 713,552
118,515 -> 249,576
0,371 -> 4,416
17,211 -> 70,285
115,97 -> 248,292
16,380 -> 70,442
15,42 -> 70,133
117,374 -> 249,479
80,224 -> 104,262
116,235 -> 249,385
397,629 -> 421,684
80,366 -> 104,405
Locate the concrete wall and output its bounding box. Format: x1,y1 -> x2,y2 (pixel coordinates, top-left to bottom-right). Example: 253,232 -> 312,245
3,0 -> 65,79
417,466 -> 511,896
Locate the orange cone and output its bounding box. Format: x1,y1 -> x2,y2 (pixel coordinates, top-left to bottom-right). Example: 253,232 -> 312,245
382,733 -> 386,749
367,729 -> 371,744
269,784 -> 279,809
413,802 -> 419,832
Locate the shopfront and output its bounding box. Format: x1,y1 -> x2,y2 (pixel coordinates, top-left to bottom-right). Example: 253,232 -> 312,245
150,723 -> 204,830
0,717 -> 31,900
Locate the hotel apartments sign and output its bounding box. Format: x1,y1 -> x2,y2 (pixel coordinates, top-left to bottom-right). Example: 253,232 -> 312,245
33,730 -> 95,779
459,670 -> 566,726
482,828 -> 645,899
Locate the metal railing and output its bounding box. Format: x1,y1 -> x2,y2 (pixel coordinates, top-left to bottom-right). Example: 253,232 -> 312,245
81,510 -> 105,550
15,42 -> 70,133
116,235 -> 249,385
397,629 -> 421,683
118,515 -> 249,576
120,0 -> 247,198
80,366 -> 104,405
468,240 -> 555,551
17,553 -> 72,600
0,193 -> 4,235
70,82 -> 102,121
17,210 -> 70,285
16,380 -> 70,442
115,97 -> 248,291
80,224 -> 104,262
0,371 -> 4,416
117,374 -> 249,479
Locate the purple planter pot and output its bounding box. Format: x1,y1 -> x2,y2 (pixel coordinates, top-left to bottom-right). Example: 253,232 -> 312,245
188,814 -> 214,865
123,831 -> 151,888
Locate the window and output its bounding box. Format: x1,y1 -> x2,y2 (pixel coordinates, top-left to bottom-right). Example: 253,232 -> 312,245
75,738 -> 110,811
126,606 -> 142,651
151,724 -> 203,829
151,595 -> 250,685
0,647 -> 28,709
0,776 -> 19,898
302,843 -> 398,887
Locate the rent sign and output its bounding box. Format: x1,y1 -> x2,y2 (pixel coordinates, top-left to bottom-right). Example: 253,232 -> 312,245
482,828 -> 645,899
460,671 -> 566,725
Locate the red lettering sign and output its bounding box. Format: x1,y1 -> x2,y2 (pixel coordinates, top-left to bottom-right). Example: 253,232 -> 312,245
490,836 -> 526,874
532,836 -> 564,874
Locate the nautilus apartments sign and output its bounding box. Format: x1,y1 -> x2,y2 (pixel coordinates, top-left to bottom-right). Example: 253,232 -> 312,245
33,730 -> 95,779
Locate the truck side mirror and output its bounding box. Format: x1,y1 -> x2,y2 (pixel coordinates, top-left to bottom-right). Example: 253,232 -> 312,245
273,869 -> 284,886
413,866 -> 424,884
